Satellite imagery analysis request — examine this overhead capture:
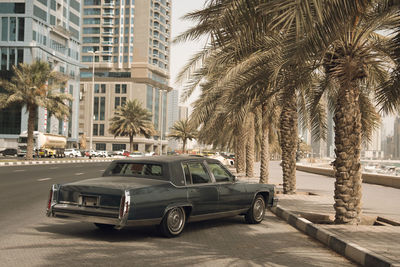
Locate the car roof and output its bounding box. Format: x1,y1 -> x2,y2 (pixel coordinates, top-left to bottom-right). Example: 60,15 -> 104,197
112,155 -> 219,164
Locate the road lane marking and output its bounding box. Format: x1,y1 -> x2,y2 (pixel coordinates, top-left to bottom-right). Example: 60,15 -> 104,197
75,173 -> 84,175
37,178 -> 52,181
13,169 -> 26,172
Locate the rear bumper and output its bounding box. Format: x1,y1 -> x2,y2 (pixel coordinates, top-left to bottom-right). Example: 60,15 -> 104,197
47,187 -> 135,229
48,205 -> 161,228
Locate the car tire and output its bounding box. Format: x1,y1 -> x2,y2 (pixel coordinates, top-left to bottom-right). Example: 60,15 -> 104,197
159,207 -> 186,237
94,223 -> 115,230
245,194 -> 266,224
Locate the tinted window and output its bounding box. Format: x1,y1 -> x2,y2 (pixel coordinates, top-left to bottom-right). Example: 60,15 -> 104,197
208,162 -> 233,182
106,162 -> 163,177
186,162 -> 211,184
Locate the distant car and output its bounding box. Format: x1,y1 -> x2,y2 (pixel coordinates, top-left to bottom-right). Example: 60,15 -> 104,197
145,151 -> 155,156
97,150 -> 109,157
0,148 -> 18,157
64,148 -> 81,157
46,156 -> 277,237
129,151 -> 144,157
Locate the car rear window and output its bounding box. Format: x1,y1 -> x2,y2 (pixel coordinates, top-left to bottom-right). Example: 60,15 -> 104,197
105,162 -> 163,178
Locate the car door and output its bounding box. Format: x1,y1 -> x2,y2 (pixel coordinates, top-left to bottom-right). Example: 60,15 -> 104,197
183,161 -> 219,216
206,161 -> 252,212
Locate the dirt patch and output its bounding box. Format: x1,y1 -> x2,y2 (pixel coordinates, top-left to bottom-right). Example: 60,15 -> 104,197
296,212 -> 400,226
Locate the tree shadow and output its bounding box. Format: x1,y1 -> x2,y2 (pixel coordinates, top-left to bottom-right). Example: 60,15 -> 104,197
1,215 -> 356,266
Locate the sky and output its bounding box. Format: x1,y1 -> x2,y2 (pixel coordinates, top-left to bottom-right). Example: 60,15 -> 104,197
170,0 -> 207,107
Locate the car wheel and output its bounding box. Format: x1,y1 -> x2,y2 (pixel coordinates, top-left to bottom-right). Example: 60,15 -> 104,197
159,207 -> 186,237
94,223 -> 115,230
245,194 -> 266,224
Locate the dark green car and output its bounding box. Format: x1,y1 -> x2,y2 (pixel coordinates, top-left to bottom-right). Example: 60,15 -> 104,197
46,156 -> 277,237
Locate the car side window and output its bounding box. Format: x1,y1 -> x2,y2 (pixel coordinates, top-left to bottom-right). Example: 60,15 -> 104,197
208,162 -> 233,182
183,163 -> 192,185
186,162 -> 211,184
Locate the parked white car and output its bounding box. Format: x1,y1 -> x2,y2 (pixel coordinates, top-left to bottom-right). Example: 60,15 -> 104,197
97,150 -> 109,157
129,151 -> 144,157
64,148 -> 81,157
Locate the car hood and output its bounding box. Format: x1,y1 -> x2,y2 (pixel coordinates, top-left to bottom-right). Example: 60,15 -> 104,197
63,176 -> 169,191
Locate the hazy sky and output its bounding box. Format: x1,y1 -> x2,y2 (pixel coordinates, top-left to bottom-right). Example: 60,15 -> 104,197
170,0 -> 207,107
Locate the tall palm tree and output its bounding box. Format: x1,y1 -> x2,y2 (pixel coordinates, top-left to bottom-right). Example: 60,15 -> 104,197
265,0 -> 400,223
109,99 -> 156,152
168,119 -> 197,154
0,61 -> 71,160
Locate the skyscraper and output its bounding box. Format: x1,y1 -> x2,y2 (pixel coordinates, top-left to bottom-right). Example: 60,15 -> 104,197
79,0 -> 172,153
0,0 -> 82,148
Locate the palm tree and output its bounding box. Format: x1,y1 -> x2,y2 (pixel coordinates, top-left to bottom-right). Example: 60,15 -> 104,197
264,0 -> 400,223
0,61 -> 71,160
168,119 -> 197,154
109,99 -> 156,153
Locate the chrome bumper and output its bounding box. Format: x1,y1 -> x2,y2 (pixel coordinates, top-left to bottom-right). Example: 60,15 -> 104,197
47,187 -> 134,229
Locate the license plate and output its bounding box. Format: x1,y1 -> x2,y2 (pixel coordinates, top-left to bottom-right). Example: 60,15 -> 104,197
81,195 -> 99,207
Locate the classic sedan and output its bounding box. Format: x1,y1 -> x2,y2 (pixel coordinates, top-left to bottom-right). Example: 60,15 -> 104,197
46,156 -> 277,237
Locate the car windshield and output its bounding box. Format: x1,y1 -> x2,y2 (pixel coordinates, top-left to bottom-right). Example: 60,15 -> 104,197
105,162 -> 163,178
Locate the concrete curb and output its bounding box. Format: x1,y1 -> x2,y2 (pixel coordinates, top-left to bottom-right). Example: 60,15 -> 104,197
271,206 -> 397,267
0,159 -> 114,167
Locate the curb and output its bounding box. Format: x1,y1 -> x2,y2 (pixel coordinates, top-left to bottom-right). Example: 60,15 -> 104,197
271,206 -> 397,267
0,159 -> 114,167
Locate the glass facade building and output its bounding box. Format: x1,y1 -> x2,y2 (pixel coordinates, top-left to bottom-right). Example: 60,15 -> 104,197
0,0 -> 83,149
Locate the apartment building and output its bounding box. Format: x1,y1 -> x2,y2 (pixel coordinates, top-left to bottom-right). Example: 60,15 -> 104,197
0,0 -> 82,149
80,0 -> 172,153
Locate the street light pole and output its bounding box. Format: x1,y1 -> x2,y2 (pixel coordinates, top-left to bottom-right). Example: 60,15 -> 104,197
159,89 -> 167,155
89,50 -> 99,152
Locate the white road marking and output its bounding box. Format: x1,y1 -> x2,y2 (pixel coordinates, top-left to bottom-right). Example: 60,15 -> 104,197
13,169 -> 26,172
37,178 -> 52,181
75,173 -> 84,175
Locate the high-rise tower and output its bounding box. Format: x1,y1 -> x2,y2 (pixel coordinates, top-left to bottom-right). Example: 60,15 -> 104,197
79,0 -> 172,153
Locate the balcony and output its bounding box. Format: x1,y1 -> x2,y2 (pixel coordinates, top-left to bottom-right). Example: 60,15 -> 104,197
103,2 -> 114,7
102,41 -> 113,45
103,21 -> 114,26
102,51 -> 113,55
103,31 -> 114,36
103,12 -> 114,17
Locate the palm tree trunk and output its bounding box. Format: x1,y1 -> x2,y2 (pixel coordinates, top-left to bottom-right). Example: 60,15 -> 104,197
129,134 -> 134,153
280,91 -> 297,194
333,82 -> 362,225
182,139 -> 186,154
260,104 -> 269,184
246,112 -> 255,177
236,123 -> 246,175
26,105 -> 36,160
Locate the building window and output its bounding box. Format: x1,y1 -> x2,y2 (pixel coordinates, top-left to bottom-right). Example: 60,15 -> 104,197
96,143 -> 106,150
94,84 -> 99,93
112,144 -> 126,151
122,84 -> 127,94
1,18 -> 8,41
93,123 -> 98,136
101,84 -> 106,93
17,18 -> 24,41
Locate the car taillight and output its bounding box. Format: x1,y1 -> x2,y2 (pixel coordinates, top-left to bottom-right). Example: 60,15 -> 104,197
47,188 -> 53,210
119,195 -> 125,218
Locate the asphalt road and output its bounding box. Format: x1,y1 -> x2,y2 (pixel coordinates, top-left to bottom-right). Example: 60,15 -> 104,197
0,162 -> 356,266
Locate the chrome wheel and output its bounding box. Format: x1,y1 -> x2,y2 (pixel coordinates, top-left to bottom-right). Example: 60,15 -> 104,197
160,207 -> 186,237
252,197 -> 265,222
167,207 -> 185,234
245,195 -> 266,224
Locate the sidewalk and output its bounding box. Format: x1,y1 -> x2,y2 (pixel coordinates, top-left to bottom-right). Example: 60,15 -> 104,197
0,158 -> 113,166
235,162 -> 400,267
